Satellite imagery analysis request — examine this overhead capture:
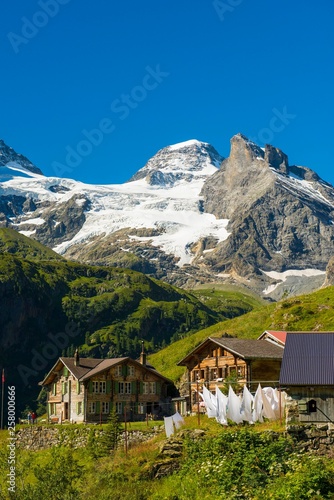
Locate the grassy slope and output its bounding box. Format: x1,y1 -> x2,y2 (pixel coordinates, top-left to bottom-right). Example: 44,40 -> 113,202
0,227 -> 63,260
149,285 -> 334,382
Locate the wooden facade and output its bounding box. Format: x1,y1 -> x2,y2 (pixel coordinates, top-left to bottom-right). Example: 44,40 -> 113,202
178,336 -> 283,414
41,351 -> 173,423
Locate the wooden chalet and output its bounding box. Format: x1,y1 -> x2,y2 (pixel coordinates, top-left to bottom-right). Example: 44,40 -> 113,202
280,331 -> 334,423
40,348 -> 173,423
178,336 -> 284,414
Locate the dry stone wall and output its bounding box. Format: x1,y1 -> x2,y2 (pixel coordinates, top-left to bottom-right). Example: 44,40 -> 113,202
15,425 -> 162,451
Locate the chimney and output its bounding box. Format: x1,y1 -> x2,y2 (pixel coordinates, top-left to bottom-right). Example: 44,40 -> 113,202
140,341 -> 146,366
74,348 -> 80,366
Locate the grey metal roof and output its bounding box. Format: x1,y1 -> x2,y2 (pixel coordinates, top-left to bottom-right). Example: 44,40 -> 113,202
280,332 -> 334,385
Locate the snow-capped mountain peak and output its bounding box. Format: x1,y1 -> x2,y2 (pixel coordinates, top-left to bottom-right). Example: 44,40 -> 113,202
128,139 -> 224,186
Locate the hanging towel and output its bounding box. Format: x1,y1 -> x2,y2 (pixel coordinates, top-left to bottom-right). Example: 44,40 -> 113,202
240,385 -> 254,423
164,416 -> 174,438
172,411 -> 185,429
261,387 -> 277,420
215,385 -> 228,425
252,384 -> 264,423
226,385 -> 243,424
202,385 -> 217,418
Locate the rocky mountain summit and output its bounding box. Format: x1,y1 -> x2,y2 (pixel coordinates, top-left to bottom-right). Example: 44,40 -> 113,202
0,139 -> 43,175
0,134 -> 333,298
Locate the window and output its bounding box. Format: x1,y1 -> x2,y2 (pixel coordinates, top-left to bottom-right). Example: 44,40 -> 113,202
91,381 -> 106,393
77,402 -> 82,415
102,402 -> 110,414
149,382 -> 156,394
115,365 -> 122,377
49,403 -> 56,415
116,402 -> 122,414
143,382 -> 149,394
119,382 -> 131,394
138,403 -> 145,415
88,402 -> 96,414
128,366 -> 135,376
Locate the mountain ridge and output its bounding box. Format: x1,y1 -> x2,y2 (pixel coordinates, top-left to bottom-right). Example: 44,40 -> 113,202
0,134 -> 332,299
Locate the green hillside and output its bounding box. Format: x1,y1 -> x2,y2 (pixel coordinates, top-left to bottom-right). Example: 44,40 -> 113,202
0,230 -> 264,414
0,227 -> 63,261
149,285 -> 334,382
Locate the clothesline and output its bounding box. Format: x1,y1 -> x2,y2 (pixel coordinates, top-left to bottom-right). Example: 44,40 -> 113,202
200,384 -> 287,425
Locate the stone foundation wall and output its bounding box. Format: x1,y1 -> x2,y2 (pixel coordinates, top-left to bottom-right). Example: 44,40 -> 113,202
15,425 -> 162,451
286,399 -> 334,455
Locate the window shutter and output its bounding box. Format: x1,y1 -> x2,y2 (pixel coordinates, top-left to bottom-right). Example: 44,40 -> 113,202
88,380 -> 93,393
106,380 -> 111,393
61,382 -> 65,395
122,364 -> 127,376
96,402 -> 100,414
132,381 -> 136,394
140,382 -> 143,394
76,402 -> 79,414
63,367 -> 69,377
48,403 -> 52,416
114,381 -> 119,394
76,381 -> 80,394
156,382 -> 161,395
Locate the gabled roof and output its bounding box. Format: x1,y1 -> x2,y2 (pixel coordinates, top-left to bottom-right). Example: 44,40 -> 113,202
40,357 -> 102,385
177,336 -> 283,366
280,332 -> 334,386
257,330 -> 287,346
40,356 -> 173,385
79,357 -> 172,383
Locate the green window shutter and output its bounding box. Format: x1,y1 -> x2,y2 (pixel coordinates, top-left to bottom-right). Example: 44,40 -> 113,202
48,403 -> 52,416
106,380 -> 111,393
61,382 -> 65,395
88,380 -> 93,393
122,364 -> 127,376
132,381 -> 136,394
76,381 -> 80,394
76,402 -> 79,414
63,367 -> 69,377
96,402 -> 100,414
140,382 -> 143,394
114,381 -> 119,394
156,382 -> 161,395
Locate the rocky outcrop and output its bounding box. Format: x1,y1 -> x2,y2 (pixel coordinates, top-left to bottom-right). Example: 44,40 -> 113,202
0,139 -> 43,175
200,134 -> 334,283
323,256 -> 334,287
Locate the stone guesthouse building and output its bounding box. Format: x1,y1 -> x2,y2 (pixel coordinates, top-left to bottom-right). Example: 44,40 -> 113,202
40,348 -> 173,423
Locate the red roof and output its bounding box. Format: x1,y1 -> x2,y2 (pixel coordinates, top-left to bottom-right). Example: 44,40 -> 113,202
257,330 -> 287,345
266,331 -> 287,343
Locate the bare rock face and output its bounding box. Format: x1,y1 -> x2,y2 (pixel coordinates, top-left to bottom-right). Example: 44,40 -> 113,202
200,134 -> 334,281
0,139 -> 43,175
323,257 -> 334,287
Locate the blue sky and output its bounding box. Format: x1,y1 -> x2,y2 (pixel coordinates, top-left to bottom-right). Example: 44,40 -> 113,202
1,0 -> 333,185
